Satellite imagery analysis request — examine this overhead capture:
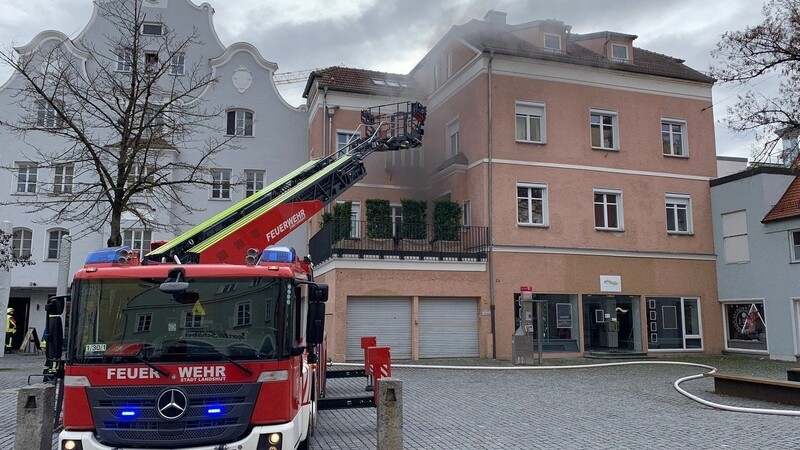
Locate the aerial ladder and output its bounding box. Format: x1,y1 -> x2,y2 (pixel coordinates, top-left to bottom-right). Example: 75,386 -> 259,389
145,101 -> 426,265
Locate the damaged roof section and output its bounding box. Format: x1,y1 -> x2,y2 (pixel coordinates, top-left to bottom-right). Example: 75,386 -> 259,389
438,16 -> 714,84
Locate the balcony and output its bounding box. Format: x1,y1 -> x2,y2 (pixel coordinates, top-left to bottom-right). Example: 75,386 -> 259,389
309,220 -> 489,264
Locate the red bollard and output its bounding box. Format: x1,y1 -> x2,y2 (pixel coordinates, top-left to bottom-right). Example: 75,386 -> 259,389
367,346 -> 392,404
361,336 -> 377,374
361,336 -> 377,391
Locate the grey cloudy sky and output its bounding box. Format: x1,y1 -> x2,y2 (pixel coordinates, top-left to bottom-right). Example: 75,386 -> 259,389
0,0 -> 774,160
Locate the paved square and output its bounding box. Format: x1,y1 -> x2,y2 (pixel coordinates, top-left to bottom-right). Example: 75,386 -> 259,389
2,354 -> 799,449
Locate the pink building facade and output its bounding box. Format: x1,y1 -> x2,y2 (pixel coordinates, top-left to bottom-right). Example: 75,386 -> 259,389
303,12 -> 721,362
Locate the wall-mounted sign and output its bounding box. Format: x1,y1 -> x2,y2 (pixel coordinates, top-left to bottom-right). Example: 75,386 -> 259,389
556,303 -> 572,329
600,275 -> 622,293
520,286 -> 533,292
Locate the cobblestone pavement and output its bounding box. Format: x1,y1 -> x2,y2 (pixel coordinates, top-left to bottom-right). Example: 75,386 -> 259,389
0,352 -> 50,450
2,353 -> 800,449
312,356 -> 800,449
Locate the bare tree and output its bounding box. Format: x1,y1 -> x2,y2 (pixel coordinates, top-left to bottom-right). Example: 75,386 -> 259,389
0,0 -> 238,246
710,0 -> 800,163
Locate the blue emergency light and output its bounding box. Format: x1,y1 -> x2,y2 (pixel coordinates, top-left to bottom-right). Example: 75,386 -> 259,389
260,246 -> 296,264
206,406 -> 224,416
85,246 -> 132,265
119,408 -> 138,419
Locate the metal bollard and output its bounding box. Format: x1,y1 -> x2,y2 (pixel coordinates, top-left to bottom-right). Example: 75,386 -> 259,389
377,377 -> 403,450
15,383 -> 56,450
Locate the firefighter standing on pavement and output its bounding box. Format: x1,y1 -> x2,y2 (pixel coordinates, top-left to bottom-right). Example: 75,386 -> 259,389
6,307 -> 17,353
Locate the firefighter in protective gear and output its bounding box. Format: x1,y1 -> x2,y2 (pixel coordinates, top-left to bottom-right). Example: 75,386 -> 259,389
6,307 -> 17,353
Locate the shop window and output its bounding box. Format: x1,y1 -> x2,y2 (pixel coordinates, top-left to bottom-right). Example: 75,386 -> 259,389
724,302 -> 767,352
646,297 -> 702,350
514,293 -> 579,352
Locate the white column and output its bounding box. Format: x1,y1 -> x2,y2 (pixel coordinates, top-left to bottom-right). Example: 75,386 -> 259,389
0,220 -> 13,358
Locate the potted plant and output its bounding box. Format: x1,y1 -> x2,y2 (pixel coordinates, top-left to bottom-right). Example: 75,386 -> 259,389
400,198 -> 427,239
332,201 -> 352,241
432,199 -> 462,241
365,199 -> 392,239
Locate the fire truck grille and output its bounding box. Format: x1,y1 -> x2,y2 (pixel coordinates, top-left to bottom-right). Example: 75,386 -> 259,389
86,383 -> 260,448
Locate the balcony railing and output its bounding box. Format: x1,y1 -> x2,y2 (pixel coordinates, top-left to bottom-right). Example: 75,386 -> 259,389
309,220 -> 489,264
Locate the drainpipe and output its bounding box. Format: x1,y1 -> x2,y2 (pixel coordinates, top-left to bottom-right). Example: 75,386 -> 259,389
322,87 -> 329,157
487,50 -> 496,359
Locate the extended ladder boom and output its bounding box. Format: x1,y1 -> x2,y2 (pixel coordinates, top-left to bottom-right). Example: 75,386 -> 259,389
146,101 -> 426,264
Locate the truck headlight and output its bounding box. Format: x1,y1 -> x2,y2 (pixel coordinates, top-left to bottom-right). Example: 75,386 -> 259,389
62,440 -> 83,450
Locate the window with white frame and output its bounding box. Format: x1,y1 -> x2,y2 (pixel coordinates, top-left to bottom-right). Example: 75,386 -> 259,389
226,109 -> 253,136
722,210 -> 749,263
544,33 -> 561,52
126,165 -> 155,190
516,102 -> 545,143
462,200 -> 471,227
53,164 -> 74,195
123,229 -> 152,253
170,53 -> 185,75
336,201 -> 361,239
724,301 -> 766,351
446,119 -> 459,158
666,194 -> 692,234
336,131 -> 359,152
791,230 -> 800,262
36,101 -> 62,128
244,170 -> 265,197
611,44 -> 629,61
517,183 -> 548,226
662,119 -> 687,157
145,52 -> 159,73
590,110 -> 618,150
141,22 -> 163,36
135,313 -> 153,333
646,297 -> 702,350
12,228 -> 32,259
183,311 -> 203,328
236,301 -> 251,326
391,204 -> 402,237
116,51 -> 132,72
594,189 -> 623,230
15,163 -> 38,194
210,169 -> 231,199
46,229 -> 69,260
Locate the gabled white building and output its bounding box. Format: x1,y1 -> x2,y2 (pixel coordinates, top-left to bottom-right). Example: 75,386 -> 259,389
0,0 -> 308,347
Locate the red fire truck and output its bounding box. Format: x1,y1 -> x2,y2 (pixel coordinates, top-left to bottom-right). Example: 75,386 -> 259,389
47,101 -> 426,450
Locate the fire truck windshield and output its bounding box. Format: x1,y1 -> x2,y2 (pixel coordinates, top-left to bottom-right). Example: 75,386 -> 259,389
70,277 -> 287,364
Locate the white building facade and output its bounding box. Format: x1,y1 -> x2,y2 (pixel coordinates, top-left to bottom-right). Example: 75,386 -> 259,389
0,0 -> 308,348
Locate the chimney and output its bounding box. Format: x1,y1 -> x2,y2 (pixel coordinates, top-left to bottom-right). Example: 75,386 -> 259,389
484,10 -> 507,25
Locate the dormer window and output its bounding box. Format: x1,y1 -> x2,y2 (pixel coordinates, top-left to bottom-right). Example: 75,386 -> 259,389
142,22 -> 163,36
611,44 -> 629,62
544,33 -> 561,52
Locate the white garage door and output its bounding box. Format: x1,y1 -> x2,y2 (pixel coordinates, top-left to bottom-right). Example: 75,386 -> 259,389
419,297 -> 479,358
346,297 -> 411,361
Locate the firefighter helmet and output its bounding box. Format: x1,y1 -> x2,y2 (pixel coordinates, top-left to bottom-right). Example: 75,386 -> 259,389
6,307 -> 13,314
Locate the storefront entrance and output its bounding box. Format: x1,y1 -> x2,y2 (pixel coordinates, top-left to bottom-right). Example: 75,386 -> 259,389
583,295 -> 641,352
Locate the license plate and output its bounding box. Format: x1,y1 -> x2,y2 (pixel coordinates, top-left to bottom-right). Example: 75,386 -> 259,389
85,343 -> 107,353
